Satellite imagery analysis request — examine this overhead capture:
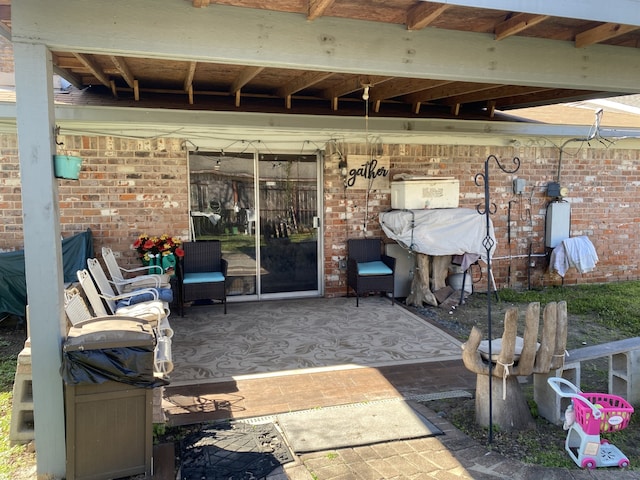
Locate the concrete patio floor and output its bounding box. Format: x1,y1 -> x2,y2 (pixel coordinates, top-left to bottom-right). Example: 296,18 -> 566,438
155,297 -> 638,479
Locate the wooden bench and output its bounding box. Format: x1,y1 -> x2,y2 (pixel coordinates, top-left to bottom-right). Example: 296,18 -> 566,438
534,337 -> 640,425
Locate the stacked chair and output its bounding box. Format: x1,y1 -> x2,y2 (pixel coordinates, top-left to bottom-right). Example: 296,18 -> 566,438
102,246 -> 171,293
74,255 -> 175,376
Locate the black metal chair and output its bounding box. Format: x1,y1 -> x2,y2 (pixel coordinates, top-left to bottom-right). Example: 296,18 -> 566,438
179,241 -> 227,315
347,238 -> 395,307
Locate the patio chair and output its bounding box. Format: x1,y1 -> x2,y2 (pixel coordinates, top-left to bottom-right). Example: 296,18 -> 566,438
87,258 -> 173,310
69,278 -> 173,374
102,246 -> 171,294
64,287 -> 147,329
64,287 -> 94,327
179,241 -> 227,315
79,263 -> 173,338
347,238 -> 395,307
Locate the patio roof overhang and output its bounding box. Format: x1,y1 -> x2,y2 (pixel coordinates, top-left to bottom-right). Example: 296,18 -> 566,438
9,0 -> 640,123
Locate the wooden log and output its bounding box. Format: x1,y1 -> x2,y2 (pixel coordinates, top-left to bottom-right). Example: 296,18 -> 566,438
534,302 -> 557,373
494,308 -> 518,379
406,253 -> 437,307
550,301 -> 568,370
513,302 -> 540,376
475,374 -> 535,431
461,326 -> 490,375
431,255 -> 451,291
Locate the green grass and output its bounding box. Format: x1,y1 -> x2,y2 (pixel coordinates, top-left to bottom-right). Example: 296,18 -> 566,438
498,281 -> 640,335
0,354 -> 32,479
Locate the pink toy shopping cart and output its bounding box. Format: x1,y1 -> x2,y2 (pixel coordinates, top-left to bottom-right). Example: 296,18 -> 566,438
548,377 -> 634,469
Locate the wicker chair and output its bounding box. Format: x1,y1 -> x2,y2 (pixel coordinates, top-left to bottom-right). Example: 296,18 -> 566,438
179,241 -> 227,315
347,238 -> 395,307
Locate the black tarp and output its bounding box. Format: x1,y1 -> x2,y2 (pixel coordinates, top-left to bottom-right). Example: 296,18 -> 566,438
0,229 -> 94,318
61,319 -> 168,388
61,347 -> 168,388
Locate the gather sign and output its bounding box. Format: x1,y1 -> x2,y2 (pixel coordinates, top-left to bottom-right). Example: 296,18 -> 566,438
344,155 -> 390,189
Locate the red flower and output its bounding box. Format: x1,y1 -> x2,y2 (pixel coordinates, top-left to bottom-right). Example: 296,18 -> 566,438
132,234 -> 183,259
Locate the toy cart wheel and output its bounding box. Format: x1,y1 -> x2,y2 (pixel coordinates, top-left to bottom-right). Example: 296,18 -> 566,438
600,439 -> 609,445
582,458 -> 597,469
618,459 -> 630,468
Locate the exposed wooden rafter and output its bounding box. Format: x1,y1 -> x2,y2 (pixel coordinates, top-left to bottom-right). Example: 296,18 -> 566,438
442,85 -> 552,106
109,56 -> 135,89
183,61 -> 197,105
369,79 -> 451,103
575,23 -> 639,48
230,66 -> 264,107
72,53 -> 110,89
403,81 -> 494,105
308,0 -> 335,21
406,2 -> 450,31
183,61 -> 197,92
35,1 -> 640,120
494,13 -> 549,40
322,76 -> 390,110
276,71 -> 334,109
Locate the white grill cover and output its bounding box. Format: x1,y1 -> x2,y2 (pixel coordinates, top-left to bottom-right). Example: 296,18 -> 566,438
379,208 -> 496,262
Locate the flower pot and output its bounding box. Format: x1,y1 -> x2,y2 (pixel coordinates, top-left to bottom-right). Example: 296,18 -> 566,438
161,253 -> 176,276
54,155 -> 82,180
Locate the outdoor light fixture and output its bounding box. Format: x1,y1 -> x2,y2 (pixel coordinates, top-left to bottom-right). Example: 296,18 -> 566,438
362,85 -> 370,101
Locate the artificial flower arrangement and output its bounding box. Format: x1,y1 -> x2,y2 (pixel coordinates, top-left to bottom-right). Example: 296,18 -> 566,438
132,234 -> 185,272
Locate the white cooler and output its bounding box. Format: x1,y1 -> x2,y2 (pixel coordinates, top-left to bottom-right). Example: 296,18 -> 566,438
391,177 -> 459,209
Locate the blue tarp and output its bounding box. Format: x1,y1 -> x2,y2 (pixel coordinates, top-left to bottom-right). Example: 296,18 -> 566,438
0,229 -> 94,318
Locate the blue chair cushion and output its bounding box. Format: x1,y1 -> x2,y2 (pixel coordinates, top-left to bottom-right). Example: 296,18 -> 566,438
357,261 -> 393,276
115,287 -> 173,309
183,272 -> 225,284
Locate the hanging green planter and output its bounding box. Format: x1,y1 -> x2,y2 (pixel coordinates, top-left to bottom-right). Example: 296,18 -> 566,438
54,155 -> 83,180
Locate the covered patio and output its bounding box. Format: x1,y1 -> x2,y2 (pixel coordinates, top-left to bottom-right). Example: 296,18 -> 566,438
7,1 -> 640,477
161,296 -> 475,427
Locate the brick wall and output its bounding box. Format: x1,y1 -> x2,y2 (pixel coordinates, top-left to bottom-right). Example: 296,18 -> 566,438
2,133 -> 639,295
0,134 -> 190,269
323,142 -> 640,296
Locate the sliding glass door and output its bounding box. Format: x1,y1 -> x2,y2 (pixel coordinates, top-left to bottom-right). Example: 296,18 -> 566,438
189,151 -> 321,299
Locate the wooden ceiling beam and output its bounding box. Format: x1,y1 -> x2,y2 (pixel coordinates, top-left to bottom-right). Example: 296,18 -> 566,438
229,65 -> 264,94
368,78 -> 451,102
406,2 -> 450,31
183,61 -> 197,93
403,81 -> 495,104
442,85 -> 552,105
323,76 -> 375,99
72,53 -> 110,88
308,0 -> 335,21
276,71 -> 334,98
494,13 -> 549,40
575,23 -> 639,48
495,88 -> 606,109
109,55 -> 135,89
322,75 -> 391,110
